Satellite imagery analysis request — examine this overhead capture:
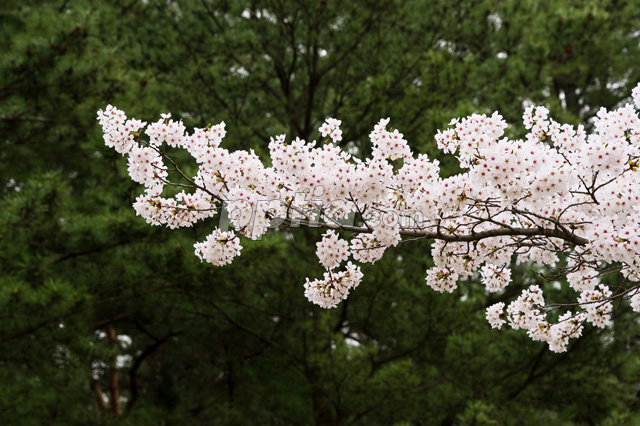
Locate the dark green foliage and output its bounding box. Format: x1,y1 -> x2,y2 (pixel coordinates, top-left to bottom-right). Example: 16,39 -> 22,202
2,0 -> 640,425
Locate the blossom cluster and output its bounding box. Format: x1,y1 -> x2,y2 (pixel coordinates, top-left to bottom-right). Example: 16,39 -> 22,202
487,285 -> 587,353
370,118 -> 412,161
194,229 -> 242,266
98,83 -> 640,352
481,264 -> 511,293
304,262 -> 363,309
316,230 -> 349,270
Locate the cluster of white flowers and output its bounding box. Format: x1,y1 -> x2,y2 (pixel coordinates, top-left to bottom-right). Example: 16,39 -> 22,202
630,290 -> 640,313
371,214 -> 401,248
487,285 -> 588,353
486,302 -> 506,329
425,267 -> 459,293
480,264 -> 511,293
567,267 -> 600,292
547,312 -> 585,353
146,113 -> 187,147
126,145 -> 166,188
194,229 -> 242,266
97,105 -> 146,154
350,235 -> 386,264
506,285 -> 546,332
369,117 -> 413,161
304,262 -> 363,308
319,118 -> 343,143
435,111 -> 506,167
99,82 -> 640,352
577,284 -> 613,328
132,190 -> 215,229
634,84 -> 640,109
316,230 -> 349,270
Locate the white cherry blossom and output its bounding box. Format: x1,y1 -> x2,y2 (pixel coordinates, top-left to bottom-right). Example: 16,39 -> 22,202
98,82 -> 640,352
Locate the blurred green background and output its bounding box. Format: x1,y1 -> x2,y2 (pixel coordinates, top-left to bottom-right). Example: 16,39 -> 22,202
2,0 -> 640,424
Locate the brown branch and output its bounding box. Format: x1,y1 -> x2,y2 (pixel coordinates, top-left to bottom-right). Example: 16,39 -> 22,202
0,114 -> 51,123
0,301 -> 84,344
93,380 -> 108,411
0,319 -> 56,344
127,332 -> 178,413
48,240 -> 131,265
278,217 -> 589,246
106,325 -> 122,415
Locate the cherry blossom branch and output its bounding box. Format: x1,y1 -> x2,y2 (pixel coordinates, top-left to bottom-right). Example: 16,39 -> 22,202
97,82 -> 640,352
